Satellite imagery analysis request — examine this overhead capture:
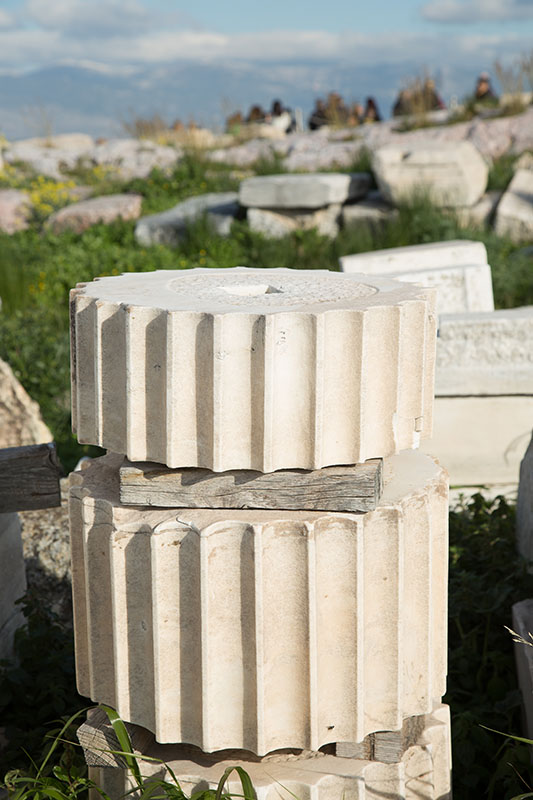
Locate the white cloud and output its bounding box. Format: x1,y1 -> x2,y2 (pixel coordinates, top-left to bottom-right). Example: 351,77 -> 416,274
25,0 -> 151,37
0,24 -> 529,76
421,0 -> 533,23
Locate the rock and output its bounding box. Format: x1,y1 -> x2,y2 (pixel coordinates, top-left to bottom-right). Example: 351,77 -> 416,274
0,359 -> 52,448
92,138 -> 181,179
4,135 -> 95,180
514,152 -> 533,172
208,140 -> 278,167
0,513 -> 26,660
247,204 -> 341,238
372,141 -> 488,207
494,169 -> 533,242
11,134 -> 94,151
239,173 -> 371,209
47,193 -> 143,234
455,191 -> 501,228
135,192 -> 239,246
340,239 -> 488,273
341,191 -> 398,228
18,482 -> 72,626
0,189 -> 32,233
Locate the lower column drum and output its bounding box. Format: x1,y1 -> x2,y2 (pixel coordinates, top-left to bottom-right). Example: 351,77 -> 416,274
69,450 -> 448,755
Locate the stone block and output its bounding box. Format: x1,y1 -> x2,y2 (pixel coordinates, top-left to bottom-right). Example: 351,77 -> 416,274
88,704 -> 452,800
421,396 -> 533,487
70,267 -> 437,471
239,173 -> 371,209
341,192 -> 398,228
247,204 -> 341,238
436,308 -> 533,395
342,256 -> 493,315
47,194 -> 143,235
511,599 -> 533,740
494,169 -> 533,242
135,192 -> 239,246
517,434 -> 533,563
340,239 -> 488,274
0,512 -> 26,661
69,449 -> 448,752
373,141 -> 488,207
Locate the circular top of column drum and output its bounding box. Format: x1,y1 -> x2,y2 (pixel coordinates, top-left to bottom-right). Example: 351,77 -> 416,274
70,267 -> 436,471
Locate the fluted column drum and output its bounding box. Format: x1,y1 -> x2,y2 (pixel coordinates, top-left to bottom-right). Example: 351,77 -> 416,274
69,449 -> 448,754
70,268 -> 436,471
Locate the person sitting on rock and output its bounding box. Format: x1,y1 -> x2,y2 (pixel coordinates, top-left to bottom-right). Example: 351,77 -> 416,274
423,79 -> 446,111
269,99 -> 294,133
308,99 -> 328,130
348,102 -> 364,125
326,91 -> 349,125
246,105 -> 267,124
362,97 -> 382,123
392,89 -> 413,117
474,72 -> 499,104
225,111 -> 244,133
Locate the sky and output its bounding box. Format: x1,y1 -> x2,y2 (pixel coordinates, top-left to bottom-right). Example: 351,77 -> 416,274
0,0 -> 531,75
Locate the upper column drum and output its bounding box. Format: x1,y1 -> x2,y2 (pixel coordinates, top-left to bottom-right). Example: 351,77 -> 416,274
70,267 -> 436,472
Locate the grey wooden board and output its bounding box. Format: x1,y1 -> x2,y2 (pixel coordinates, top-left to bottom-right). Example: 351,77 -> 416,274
335,714 -> 426,763
77,707 -> 154,768
0,443 -> 61,513
119,458 -> 383,512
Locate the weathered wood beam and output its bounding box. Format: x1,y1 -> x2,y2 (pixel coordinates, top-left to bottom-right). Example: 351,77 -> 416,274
77,707 -> 154,768
335,714 -> 427,763
119,458 -> 383,512
0,443 -> 61,513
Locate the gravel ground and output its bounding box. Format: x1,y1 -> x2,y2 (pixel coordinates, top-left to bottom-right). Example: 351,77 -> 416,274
18,477 -> 73,627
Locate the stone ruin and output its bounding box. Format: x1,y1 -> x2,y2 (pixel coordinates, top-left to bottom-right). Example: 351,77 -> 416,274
70,266 -> 451,799
341,240 -> 533,496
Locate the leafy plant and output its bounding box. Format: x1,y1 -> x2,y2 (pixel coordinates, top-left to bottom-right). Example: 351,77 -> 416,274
446,493 -> 533,799
2,703 -> 257,800
0,593 -> 86,777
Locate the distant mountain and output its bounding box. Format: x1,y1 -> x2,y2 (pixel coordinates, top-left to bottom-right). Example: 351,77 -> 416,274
0,61 -> 463,140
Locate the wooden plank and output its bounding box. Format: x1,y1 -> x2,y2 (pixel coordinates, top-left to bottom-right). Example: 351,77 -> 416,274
77,707 -> 154,768
0,443 -> 61,513
119,458 -> 383,512
336,714 -> 427,763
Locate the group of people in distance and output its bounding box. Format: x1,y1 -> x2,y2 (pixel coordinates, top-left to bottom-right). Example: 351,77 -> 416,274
226,99 -> 296,134
308,92 -> 381,129
225,72 -> 500,134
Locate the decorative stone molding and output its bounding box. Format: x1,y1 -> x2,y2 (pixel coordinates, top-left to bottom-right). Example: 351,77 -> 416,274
340,241 -> 494,316
69,449 -> 448,753
436,307 -> 533,396
88,704 -> 452,800
339,239 -> 488,273
70,267 -> 436,471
